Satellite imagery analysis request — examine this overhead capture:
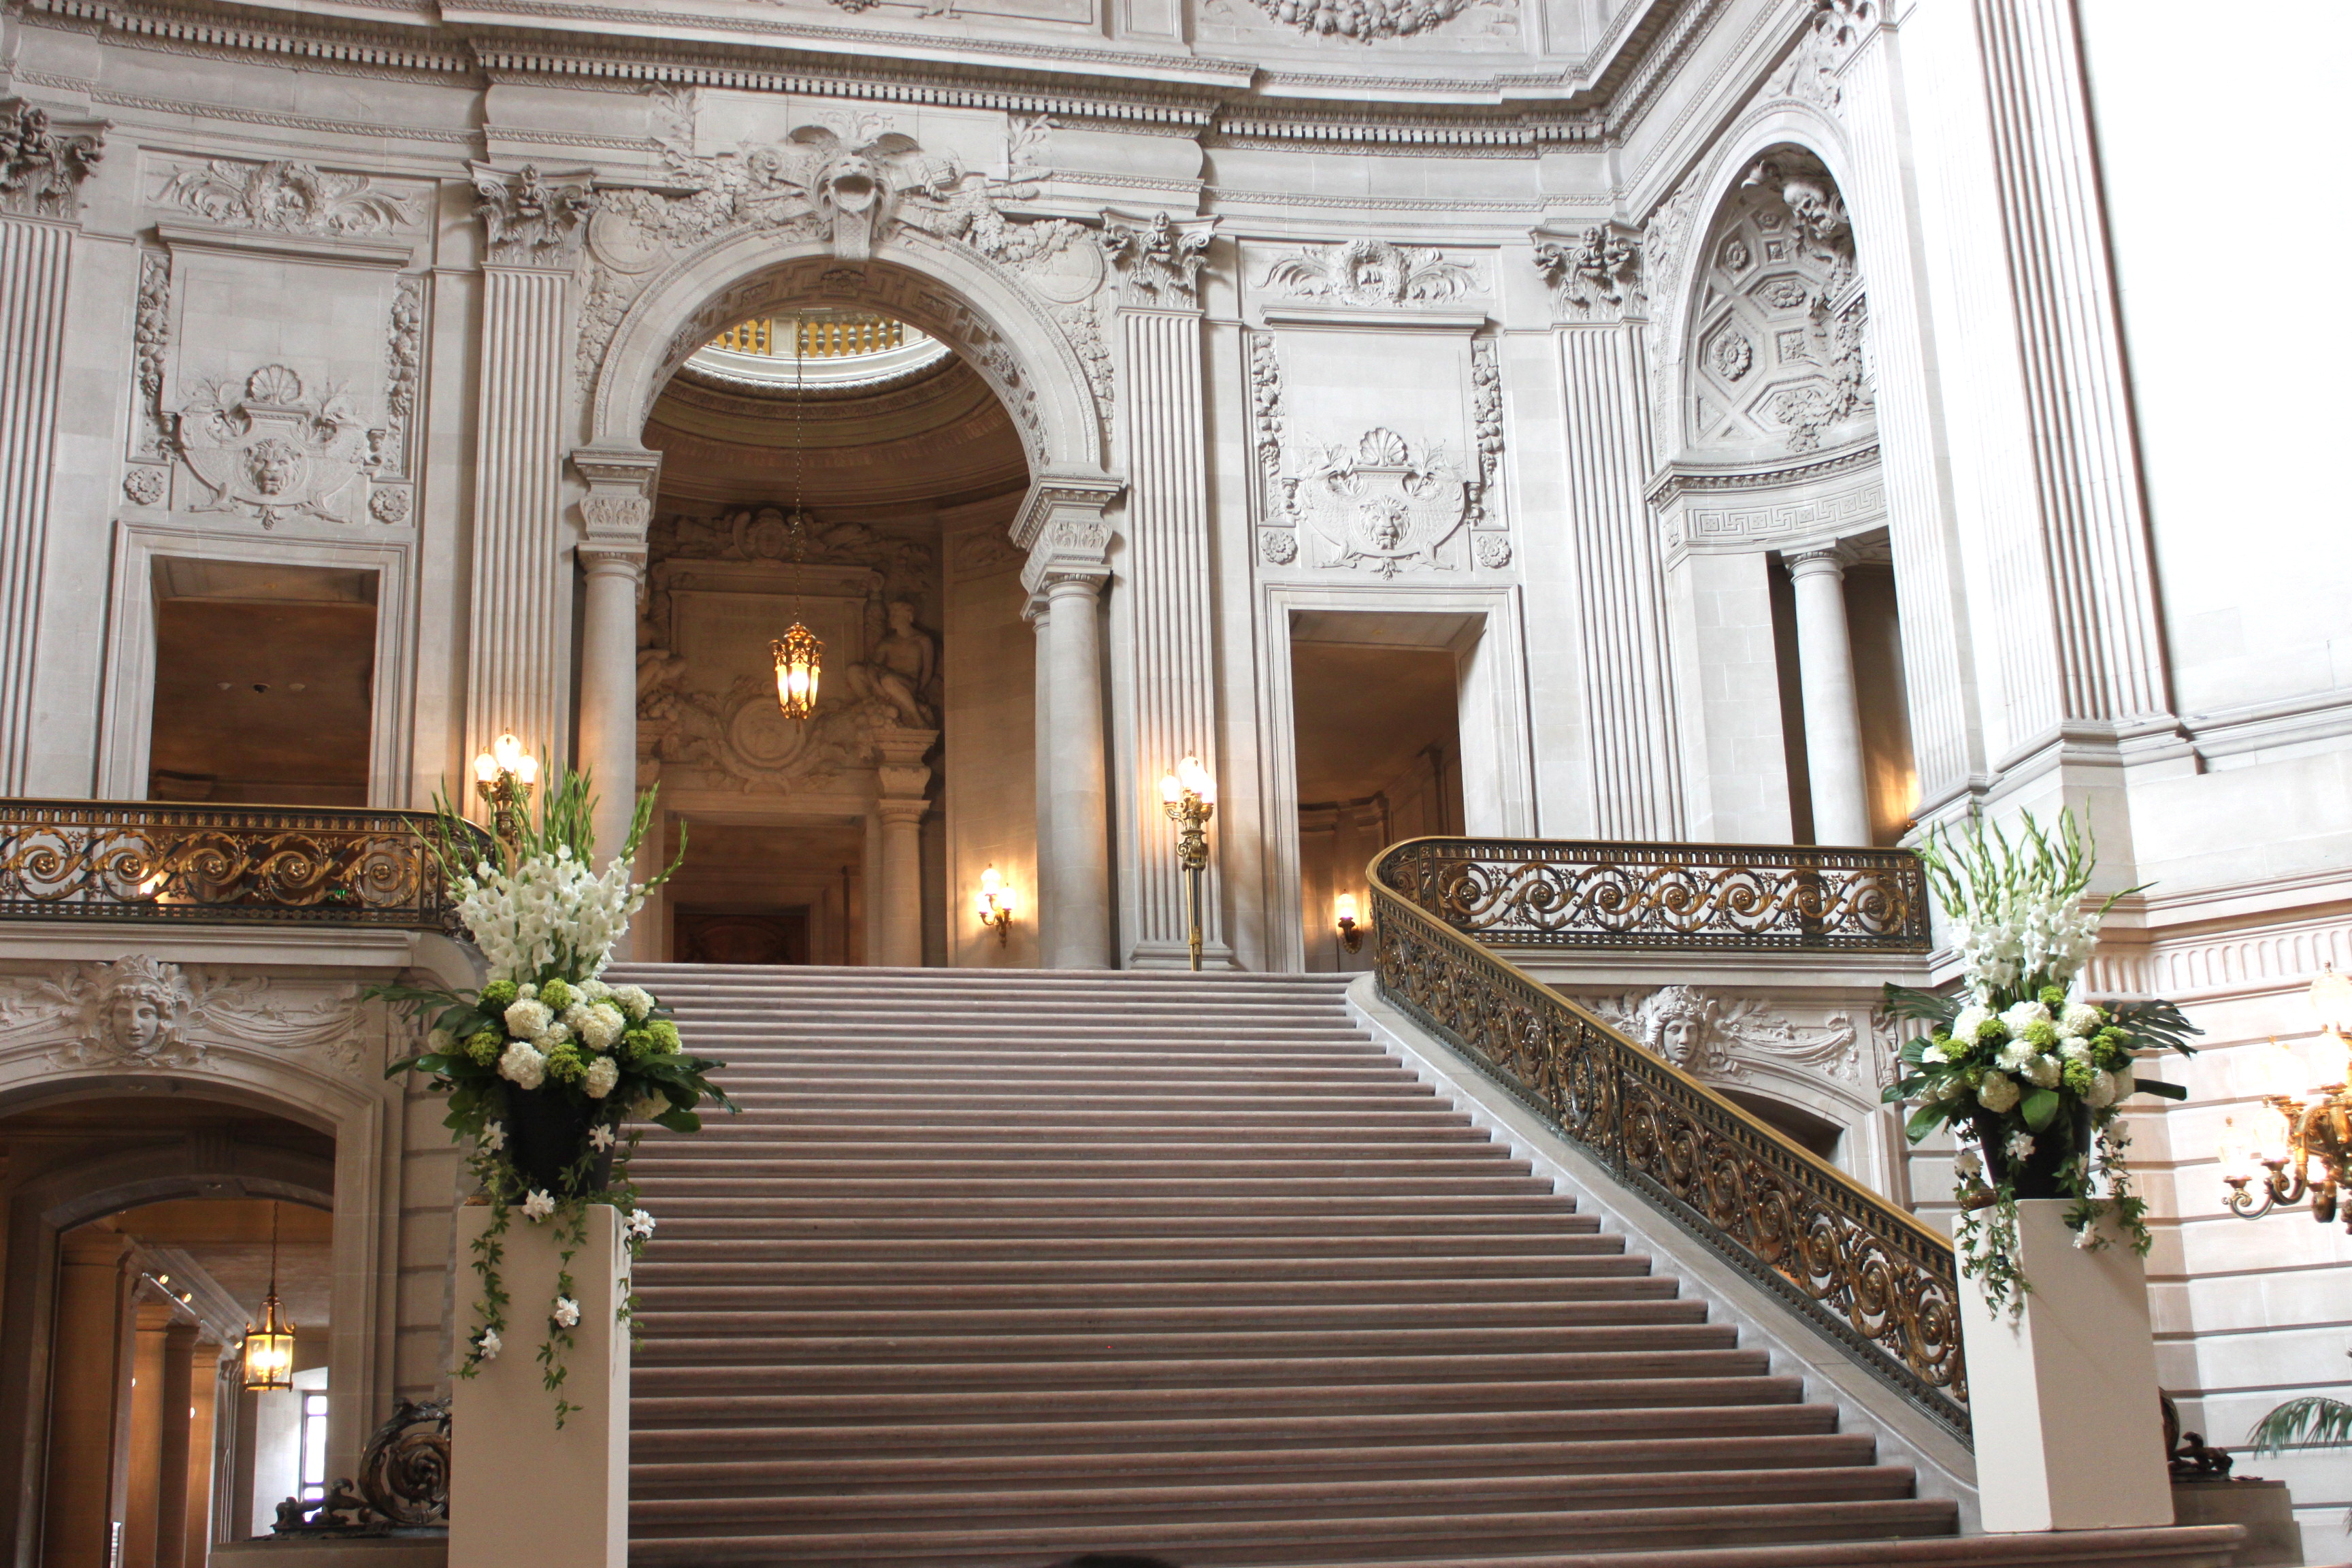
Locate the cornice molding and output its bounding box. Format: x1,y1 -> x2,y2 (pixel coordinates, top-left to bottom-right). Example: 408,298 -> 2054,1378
1644,439 -> 1880,504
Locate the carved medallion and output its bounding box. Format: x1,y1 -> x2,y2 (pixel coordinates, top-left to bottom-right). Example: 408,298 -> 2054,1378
1288,427 -> 1468,577
174,365 -> 376,527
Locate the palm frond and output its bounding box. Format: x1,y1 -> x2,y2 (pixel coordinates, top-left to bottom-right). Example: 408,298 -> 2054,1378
2247,1396 -> 2352,1456
2111,996 -> 2204,1058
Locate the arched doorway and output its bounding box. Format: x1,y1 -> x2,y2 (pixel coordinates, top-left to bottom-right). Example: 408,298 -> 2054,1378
629,304 -> 1036,966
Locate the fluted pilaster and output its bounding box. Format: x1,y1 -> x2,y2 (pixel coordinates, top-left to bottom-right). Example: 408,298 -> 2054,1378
0,218 -> 72,792
1120,304 -> 1224,967
468,268 -> 572,776
1560,323 -> 1684,839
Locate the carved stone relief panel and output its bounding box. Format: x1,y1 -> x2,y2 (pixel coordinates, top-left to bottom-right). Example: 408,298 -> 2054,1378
1684,148 -> 1872,458
1574,984 -> 1891,1122
152,156 -> 427,238
636,508 -> 939,797
0,956 -> 368,1076
1191,0 -> 1518,48
1252,239 -> 1486,311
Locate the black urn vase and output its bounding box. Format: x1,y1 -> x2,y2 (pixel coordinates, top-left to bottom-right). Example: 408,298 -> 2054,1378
1973,1101 -> 2094,1200
500,1085 -> 614,1198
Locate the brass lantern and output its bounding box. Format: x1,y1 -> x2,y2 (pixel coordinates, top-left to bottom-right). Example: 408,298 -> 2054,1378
240,1203 -> 296,1392
772,623 -> 822,723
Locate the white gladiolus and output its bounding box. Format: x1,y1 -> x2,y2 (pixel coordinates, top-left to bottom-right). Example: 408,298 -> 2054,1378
2060,1002 -> 2104,1038
1976,1073 -> 2022,1113
497,1041 -> 547,1090
455,847 -> 650,985
583,1058 -> 619,1098
611,985 -> 655,1023
503,998 -> 553,1038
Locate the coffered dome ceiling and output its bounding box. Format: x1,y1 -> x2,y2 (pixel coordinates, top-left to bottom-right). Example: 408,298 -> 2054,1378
644,325 -> 1028,516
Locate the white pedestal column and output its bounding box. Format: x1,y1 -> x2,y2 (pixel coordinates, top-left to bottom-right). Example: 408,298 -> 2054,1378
450,1203 -> 629,1568
1959,1199 -> 2174,1533
1042,573 -> 1112,969
1786,549 -> 1873,846
577,549 -> 643,865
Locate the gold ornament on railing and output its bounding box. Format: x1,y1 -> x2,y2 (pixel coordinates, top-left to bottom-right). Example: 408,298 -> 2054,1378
1368,838 -> 1966,1437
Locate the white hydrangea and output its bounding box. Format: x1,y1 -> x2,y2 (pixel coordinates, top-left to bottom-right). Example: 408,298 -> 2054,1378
630,1089 -> 670,1122
2060,1002 -> 2104,1038
610,985 -> 655,1023
583,1057 -> 620,1098
1995,1040 -> 2036,1073
1999,998 -> 2052,1034
503,998 -> 553,1039
1921,1043 -> 1949,1064
453,844 -> 650,985
497,1041 -> 547,1090
531,1022 -> 572,1051
2058,1038 -> 2092,1063
565,1002 -> 625,1053
515,982 -> 538,1000
1951,1007 -> 1993,1044
1976,1072 -> 2022,1113
577,978 -> 612,1002
427,1026 -> 455,1054
2021,1054 -> 2062,1088
2085,1071 -> 2119,1109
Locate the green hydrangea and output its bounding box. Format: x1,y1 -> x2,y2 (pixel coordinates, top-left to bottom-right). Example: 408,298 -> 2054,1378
2061,1059 -> 2095,1094
465,1028 -> 503,1066
478,979 -> 519,1010
2021,1019 -> 2059,1049
649,1020 -> 681,1054
540,979 -> 576,1012
2038,983 -> 2068,1009
2096,1026 -> 2132,1051
544,1041 -> 587,1083
1972,1016 -> 2008,1045
621,1027 -> 655,1063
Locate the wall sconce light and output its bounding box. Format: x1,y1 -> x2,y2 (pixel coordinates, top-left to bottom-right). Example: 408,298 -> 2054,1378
772,623 -> 822,724
471,733 -> 538,855
975,864 -> 1015,947
1159,755 -> 1215,973
2221,965 -> 2352,1229
1336,892 -> 1364,953
240,1203 -> 297,1393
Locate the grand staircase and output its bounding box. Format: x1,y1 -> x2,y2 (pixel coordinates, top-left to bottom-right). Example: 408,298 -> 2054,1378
604,964 -> 2240,1568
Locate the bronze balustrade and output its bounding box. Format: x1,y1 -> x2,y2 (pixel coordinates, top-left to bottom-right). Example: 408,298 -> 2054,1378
1369,840 -> 1969,1439
0,799 -> 480,930
1377,836 -> 1929,953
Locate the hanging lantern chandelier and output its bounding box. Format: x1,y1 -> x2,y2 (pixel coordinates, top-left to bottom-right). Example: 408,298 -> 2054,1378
772,623 -> 821,723
240,1201 -> 296,1393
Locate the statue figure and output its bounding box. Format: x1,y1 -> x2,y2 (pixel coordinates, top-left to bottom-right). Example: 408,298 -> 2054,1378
1639,984 -> 1720,1073
843,600 -> 937,729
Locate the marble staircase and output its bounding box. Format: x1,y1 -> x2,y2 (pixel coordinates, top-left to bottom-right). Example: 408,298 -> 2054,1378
603,965 -> 2241,1568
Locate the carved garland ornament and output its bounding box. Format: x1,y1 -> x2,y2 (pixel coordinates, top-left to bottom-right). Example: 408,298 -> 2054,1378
159,159 -> 419,237
0,956 -> 363,1073
133,251 -> 173,461
1245,0 -> 1477,41
1260,238 -> 1478,308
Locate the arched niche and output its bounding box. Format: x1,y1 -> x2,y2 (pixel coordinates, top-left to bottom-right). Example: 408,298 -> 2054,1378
1682,143 -> 1874,461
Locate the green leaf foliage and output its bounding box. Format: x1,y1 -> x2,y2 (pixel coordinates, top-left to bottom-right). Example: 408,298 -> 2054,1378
2247,1396 -> 2352,1456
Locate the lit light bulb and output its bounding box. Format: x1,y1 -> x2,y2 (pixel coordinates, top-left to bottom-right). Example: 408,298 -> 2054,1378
473,751 -> 498,783
1336,893 -> 1359,924
2216,1120 -> 2257,1181
2259,1038 -> 2312,1099
1175,754 -> 1214,804
2251,1103 -> 2296,1165
492,733 -> 524,772
2315,1029 -> 2352,1091
1160,773 -> 1183,804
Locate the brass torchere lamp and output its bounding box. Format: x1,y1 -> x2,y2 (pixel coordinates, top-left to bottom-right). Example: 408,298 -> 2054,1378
471,734 -> 538,857
2219,964 -> 2352,1228
974,864 -> 1015,947
1158,755 -> 1215,972
240,1202 -> 297,1393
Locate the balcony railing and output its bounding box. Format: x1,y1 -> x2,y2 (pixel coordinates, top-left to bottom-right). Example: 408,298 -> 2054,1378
1376,837 -> 1930,953
0,799 -> 478,930
1369,838 -> 1967,1439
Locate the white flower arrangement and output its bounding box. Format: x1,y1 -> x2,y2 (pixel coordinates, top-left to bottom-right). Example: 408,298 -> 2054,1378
1881,809 -> 2200,1315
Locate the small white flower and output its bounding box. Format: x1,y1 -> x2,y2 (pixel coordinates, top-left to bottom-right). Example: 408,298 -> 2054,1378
2072,1226 -> 2095,1250
2006,1130 -> 2036,1162
482,1122 -> 506,1152
521,1188 -> 556,1222
589,1123 -> 617,1151
1976,1073 -> 2022,1113
1953,1148 -> 1984,1181
551,1296 -> 581,1328
583,1057 -> 620,1099
625,1209 -> 656,1241
476,1328 -> 502,1360
497,1041 -> 547,1091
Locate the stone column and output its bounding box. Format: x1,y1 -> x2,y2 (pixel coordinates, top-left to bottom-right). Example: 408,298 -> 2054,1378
873,727 -> 938,968
466,165 -> 595,781
1786,549 -> 1872,846
44,1230 -> 131,1568
152,1322 -> 197,1568
0,101 -> 105,792
572,447 -> 660,868
1536,228 -> 1685,840
1104,210 -> 1224,967
1020,476 -> 1124,970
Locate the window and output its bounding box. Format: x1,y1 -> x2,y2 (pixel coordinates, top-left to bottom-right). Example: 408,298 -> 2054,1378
298,1392 -> 330,1503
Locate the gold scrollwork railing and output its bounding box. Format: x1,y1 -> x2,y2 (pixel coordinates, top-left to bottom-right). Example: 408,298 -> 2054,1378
1370,841 -> 1969,1439
0,799 -> 478,930
1377,837 -> 1929,953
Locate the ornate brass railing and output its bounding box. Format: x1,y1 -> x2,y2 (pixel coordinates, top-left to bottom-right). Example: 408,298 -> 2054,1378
1369,842 -> 1968,1439
0,799 -> 478,929
1377,836 -> 1929,953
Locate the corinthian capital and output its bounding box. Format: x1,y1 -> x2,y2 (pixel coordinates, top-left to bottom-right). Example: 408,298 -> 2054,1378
1533,221 -> 1645,323
1100,210 -> 1219,309
471,163 -> 596,268
0,99 -> 108,221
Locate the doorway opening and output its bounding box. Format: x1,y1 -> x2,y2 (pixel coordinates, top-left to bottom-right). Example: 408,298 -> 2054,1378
1290,625 -> 1465,973
1,1095 -> 334,1563
147,560 -> 377,806
632,304 -> 1032,967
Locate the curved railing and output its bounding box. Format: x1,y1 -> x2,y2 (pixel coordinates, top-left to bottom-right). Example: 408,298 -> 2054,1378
0,799 -> 480,930
1370,837 -> 1967,1439
1377,836 -> 1929,953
